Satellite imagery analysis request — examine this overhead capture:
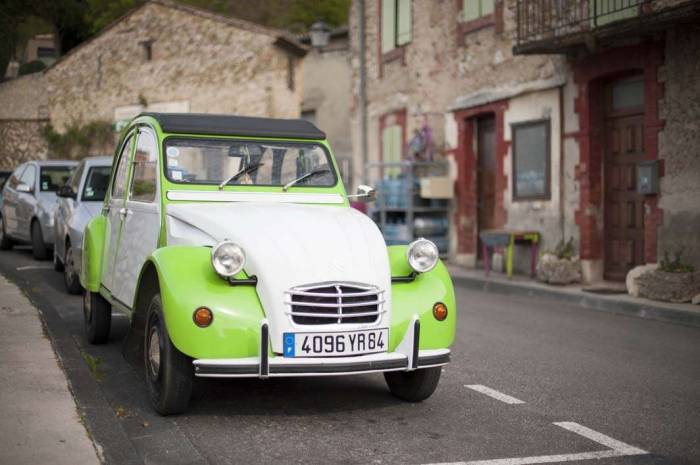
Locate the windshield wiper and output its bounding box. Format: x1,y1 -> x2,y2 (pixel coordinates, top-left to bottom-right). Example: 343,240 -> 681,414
282,168 -> 330,191
218,162 -> 264,190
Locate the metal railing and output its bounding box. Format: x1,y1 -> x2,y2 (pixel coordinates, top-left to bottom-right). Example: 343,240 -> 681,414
516,0 -> 650,47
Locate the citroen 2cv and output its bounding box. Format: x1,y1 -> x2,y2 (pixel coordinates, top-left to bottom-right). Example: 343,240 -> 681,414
80,113 -> 456,415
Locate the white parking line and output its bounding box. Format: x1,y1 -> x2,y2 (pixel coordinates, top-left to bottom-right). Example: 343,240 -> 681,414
464,385 -> 525,404
426,421 -> 648,465
16,265 -> 54,271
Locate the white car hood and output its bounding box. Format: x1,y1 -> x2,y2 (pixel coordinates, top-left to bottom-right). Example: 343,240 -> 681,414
166,202 -> 391,353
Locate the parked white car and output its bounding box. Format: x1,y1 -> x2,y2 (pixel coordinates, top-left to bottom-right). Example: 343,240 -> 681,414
54,156 -> 112,293
0,160 -> 77,259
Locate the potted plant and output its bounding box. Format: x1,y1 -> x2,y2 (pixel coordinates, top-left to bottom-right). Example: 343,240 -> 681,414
636,250 -> 700,303
536,237 -> 582,285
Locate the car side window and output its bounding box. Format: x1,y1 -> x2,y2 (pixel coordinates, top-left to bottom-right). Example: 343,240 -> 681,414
112,136 -> 134,200
19,165 -> 36,190
69,162 -> 85,193
129,129 -> 158,203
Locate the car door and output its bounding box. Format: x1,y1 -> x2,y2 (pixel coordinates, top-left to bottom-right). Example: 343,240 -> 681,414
112,127 -> 161,308
2,164 -> 26,236
102,134 -> 135,296
16,164 -> 37,241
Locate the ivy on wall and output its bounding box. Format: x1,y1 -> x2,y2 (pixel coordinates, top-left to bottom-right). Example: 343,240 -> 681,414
41,120 -> 116,159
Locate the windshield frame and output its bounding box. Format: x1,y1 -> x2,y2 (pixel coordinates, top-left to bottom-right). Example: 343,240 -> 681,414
161,136 -> 339,190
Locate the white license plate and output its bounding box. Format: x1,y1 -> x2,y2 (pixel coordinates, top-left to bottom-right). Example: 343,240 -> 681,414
283,328 -> 388,358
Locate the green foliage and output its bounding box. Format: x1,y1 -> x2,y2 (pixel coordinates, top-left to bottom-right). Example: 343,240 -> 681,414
138,93 -> 148,107
659,249 -> 696,273
18,60 -> 46,76
41,120 -> 115,159
548,237 -> 576,260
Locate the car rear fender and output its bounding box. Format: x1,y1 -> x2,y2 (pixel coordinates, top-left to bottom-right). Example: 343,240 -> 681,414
80,215 -> 106,292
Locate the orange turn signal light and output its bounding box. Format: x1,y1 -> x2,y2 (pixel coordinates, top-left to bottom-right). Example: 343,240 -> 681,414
433,302 -> 448,321
193,307 -> 213,327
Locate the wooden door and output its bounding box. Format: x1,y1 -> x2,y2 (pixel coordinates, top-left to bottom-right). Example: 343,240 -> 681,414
603,76 -> 645,281
477,116 -> 496,257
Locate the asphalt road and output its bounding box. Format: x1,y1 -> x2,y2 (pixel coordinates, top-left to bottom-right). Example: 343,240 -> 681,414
1,245 -> 699,465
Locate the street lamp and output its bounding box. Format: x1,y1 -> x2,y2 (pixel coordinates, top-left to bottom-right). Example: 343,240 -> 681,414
310,21 -> 331,49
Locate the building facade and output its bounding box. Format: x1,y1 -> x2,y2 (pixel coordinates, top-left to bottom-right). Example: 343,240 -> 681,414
0,0 -> 307,169
350,0 -> 700,282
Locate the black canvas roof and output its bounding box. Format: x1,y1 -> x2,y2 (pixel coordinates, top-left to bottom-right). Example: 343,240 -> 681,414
140,113 -> 326,140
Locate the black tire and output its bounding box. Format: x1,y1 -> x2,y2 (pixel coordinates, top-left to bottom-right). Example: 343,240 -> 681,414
53,248 -> 64,271
84,290 -> 111,344
145,294 -> 193,415
0,215 -> 13,250
31,221 -> 49,260
63,244 -> 82,294
384,367 -> 442,402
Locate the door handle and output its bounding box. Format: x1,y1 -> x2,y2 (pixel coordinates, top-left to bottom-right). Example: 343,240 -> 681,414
119,208 -> 132,220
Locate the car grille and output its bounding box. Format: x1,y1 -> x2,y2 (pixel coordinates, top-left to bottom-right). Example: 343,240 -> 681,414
285,283 -> 385,325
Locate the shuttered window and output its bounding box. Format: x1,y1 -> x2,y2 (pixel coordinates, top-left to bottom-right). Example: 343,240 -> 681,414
382,124 -> 402,176
464,0 -> 495,21
382,0 -> 412,54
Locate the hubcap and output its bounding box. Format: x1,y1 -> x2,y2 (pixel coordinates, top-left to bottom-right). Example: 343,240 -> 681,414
148,326 -> 161,379
66,247 -> 74,283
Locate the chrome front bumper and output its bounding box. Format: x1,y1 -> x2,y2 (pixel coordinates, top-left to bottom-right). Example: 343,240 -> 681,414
192,318 -> 451,378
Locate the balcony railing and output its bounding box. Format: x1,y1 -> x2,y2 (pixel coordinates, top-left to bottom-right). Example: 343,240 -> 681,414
515,0 -> 650,53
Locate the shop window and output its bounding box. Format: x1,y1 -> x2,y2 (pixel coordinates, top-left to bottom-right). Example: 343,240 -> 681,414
512,120 -> 550,200
381,0 -> 412,55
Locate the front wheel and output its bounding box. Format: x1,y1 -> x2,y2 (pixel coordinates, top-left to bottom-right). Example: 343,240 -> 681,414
83,290 -> 111,344
31,221 -> 49,260
63,245 -> 82,294
145,294 -> 193,415
384,367 -> 442,402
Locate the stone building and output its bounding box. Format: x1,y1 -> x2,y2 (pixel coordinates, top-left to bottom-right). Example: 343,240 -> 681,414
350,0 -> 700,282
299,26 -> 354,187
0,0 -> 307,169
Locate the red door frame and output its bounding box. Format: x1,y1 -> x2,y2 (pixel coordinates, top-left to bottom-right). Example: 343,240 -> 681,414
572,40 -> 665,268
451,100 -> 509,256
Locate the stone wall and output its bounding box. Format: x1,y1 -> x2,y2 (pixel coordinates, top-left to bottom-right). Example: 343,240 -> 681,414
658,24 -> 700,267
0,73 -> 47,120
46,1 -> 303,132
0,120 -> 49,169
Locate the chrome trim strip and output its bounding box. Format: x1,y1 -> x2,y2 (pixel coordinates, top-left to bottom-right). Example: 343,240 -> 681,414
284,299 -> 385,308
284,289 -> 382,298
167,190 -> 345,204
284,309 -> 388,318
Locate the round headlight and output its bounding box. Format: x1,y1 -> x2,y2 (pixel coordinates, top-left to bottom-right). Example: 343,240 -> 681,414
406,238 -> 439,273
211,240 -> 245,278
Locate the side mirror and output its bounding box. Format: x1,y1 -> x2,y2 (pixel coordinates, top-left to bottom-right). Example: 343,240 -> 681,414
57,184 -> 77,199
16,183 -> 32,194
347,184 -> 376,202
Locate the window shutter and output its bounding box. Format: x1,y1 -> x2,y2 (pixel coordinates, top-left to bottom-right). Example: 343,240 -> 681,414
396,0 -> 412,46
381,0 -> 396,53
481,0 -> 495,16
464,0 -> 480,21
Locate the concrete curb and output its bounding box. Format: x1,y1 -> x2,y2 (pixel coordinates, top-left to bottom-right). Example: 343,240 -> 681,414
451,273 -> 700,328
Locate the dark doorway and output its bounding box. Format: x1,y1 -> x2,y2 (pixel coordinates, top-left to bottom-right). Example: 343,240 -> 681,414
477,115 -> 496,258
603,75 -> 646,281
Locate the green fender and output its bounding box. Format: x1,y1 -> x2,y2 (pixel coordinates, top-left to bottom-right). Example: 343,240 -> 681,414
146,246 -> 266,359
80,215 -> 106,292
388,245 -> 456,351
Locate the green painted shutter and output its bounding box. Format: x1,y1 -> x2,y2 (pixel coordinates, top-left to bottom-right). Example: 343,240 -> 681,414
464,0 -> 479,21
396,0 -> 412,46
382,125 -> 403,177
382,0 -> 396,53
481,0 -> 495,16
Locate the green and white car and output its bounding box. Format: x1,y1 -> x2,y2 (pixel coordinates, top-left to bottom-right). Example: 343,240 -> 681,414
81,113 -> 456,415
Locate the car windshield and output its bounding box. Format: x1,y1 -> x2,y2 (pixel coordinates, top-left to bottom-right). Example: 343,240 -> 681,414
82,166 -> 112,201
40,166 -> 73,192
163,138 -> 336,188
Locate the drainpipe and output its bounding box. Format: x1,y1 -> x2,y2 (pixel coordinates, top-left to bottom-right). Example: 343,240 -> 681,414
358,0 -> 368,184
559,85 -> 566,242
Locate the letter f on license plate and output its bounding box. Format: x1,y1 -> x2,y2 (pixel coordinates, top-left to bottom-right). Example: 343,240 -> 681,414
283,328 -> 388,358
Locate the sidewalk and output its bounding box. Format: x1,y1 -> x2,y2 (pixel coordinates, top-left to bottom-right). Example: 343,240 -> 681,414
448,265 -> 700,328
0,275 -> 100,465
